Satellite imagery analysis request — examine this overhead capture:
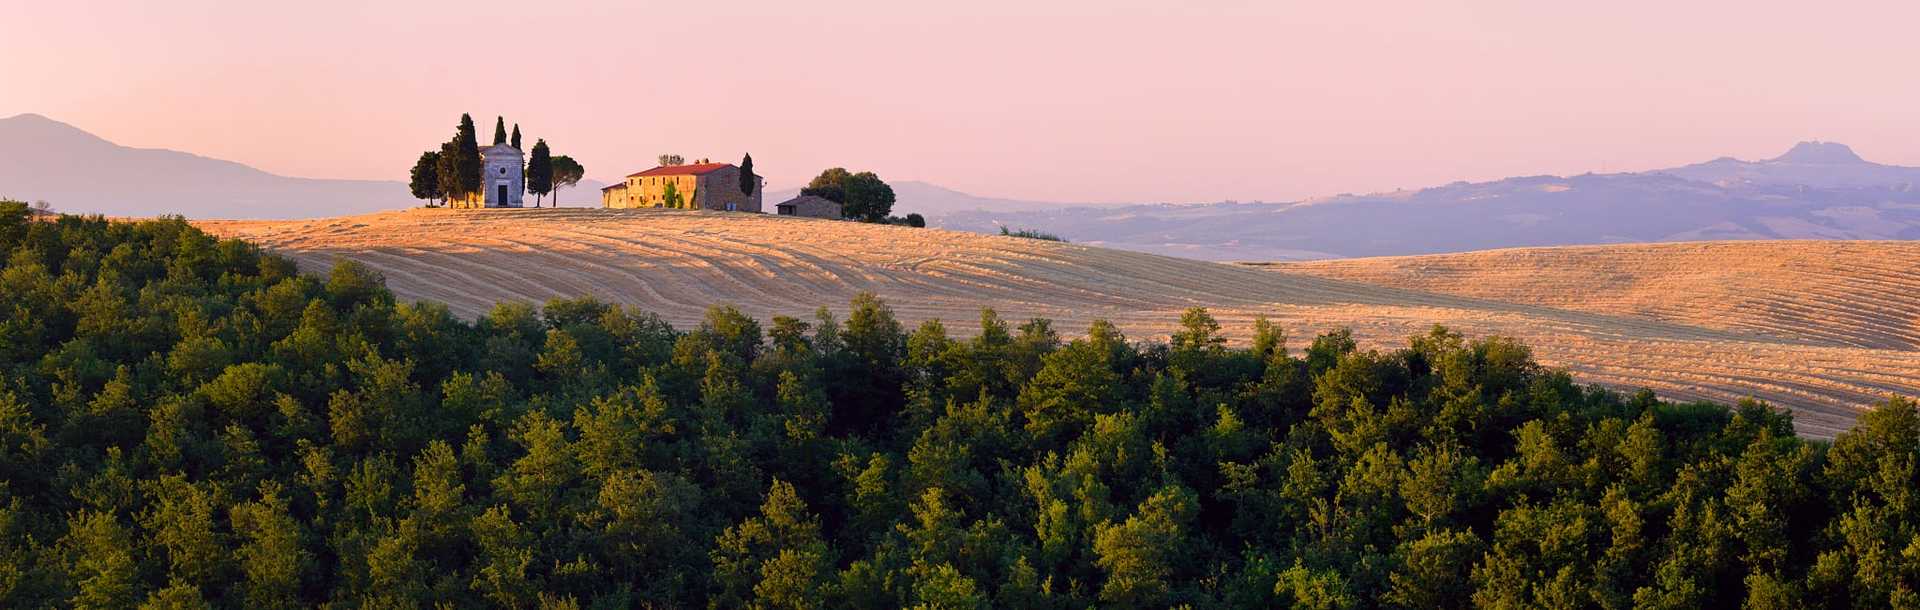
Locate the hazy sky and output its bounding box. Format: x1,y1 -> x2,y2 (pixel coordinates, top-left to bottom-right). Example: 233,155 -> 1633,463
5,0 -> 1919,203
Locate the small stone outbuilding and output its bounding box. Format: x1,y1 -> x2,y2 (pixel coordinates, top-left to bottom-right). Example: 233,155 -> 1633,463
774,195 -> 843,219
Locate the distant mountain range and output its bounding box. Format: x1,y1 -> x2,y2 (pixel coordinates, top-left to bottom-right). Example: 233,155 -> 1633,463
1663,141 -> 1920,188
0,113 -> 604,218
936,142 -> 1920,260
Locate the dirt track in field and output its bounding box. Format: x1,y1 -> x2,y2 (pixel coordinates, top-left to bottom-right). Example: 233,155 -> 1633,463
197,208 -> 1920,438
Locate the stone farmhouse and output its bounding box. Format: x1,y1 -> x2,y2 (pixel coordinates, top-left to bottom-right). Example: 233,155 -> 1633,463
602,162 -> 762,212
451,142 -> 525,208
774,194 -> 843,219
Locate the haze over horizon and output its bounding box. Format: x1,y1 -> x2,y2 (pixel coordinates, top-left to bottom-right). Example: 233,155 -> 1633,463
6,1 -> 1920,202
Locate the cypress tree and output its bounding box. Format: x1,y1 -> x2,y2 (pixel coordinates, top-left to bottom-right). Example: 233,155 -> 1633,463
739,153 -> 756,195
434,139 -> 460,206
526,140 -> 553,207
452,114 -> 483,205
510,124 -> 522,150
493,116 -> 507,145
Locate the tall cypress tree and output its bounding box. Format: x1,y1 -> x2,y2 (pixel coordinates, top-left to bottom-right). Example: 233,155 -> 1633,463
526,140 -> 553,207
452,114 -> 483,204
434,139 -> 460,206
493,116 -> 507,145
739,153 -> 756,195
510,124 -> 522,150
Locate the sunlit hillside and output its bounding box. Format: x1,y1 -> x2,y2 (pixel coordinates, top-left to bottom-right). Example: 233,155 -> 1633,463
198,208 -> 1920,437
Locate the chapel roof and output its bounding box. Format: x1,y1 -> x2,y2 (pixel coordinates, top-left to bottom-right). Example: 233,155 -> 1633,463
479,143 -> 522,157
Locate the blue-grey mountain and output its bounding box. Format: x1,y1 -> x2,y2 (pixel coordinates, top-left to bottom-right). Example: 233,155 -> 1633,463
935,142 -> 1920,260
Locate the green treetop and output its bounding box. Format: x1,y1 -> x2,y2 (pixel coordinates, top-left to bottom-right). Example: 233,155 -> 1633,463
409,150 -> 443,206
526,139 -> 553,207
739,153 -> 756,195
551,155 -> 584,205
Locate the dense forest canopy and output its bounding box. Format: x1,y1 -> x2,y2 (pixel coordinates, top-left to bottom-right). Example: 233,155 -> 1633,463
0,200 -> 1917,609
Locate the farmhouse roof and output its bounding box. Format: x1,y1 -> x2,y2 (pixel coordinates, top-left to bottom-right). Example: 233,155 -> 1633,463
778,195 -> 837,206
629,162 -> 732,178
601,183 -> 626,191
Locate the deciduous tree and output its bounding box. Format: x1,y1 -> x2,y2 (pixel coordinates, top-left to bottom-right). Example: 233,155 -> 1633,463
409,150 -> 443,206
550,155 -> 584,205
803,168 -> 895,221
841,171 -> 896,221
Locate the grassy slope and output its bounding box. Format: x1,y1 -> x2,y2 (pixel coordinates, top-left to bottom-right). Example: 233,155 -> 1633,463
1263,240 -> 1920,350
197,208 -> 1920,437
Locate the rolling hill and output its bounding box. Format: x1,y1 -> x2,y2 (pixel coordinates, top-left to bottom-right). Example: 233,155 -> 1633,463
196,208 -> 1920,438
1258,240 -> 1920,350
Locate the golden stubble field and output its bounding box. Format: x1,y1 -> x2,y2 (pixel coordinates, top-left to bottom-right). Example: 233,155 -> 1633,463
197,208 -> 1920,438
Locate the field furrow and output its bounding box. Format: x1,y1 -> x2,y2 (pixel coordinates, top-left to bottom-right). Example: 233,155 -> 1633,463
199,209 -> 1920,437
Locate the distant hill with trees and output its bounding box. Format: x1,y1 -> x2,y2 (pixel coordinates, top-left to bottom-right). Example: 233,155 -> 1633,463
3,200 -> 1919,607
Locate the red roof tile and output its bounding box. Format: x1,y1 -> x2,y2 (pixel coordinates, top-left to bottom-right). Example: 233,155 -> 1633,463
628,162 -> 732,178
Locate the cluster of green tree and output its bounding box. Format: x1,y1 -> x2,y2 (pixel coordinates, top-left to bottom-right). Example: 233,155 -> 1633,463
5,200 -> 1920,608
662,181 -> 684,209
859,213 -> 927,229
409,115 -> 582,208
803,168 -> 897,222
999,226 -> 1066,242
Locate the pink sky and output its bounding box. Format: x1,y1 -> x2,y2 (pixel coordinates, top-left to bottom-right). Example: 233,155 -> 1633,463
5,0 -> 1919,203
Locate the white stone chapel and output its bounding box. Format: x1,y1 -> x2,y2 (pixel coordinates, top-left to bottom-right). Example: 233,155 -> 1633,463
479,142 -> 524,207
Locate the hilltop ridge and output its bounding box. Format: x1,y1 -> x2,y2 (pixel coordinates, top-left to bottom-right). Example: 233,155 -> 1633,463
1773,140 -> 1868,164
196,207 -> 1920,437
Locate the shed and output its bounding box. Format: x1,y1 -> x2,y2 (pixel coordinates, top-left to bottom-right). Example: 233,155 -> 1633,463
774,195 -> 843,219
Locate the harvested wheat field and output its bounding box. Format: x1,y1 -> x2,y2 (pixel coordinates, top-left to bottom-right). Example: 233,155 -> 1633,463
197,208 -> 1920,438
1258,241 -> 1920,350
